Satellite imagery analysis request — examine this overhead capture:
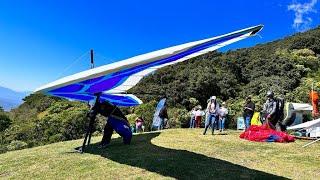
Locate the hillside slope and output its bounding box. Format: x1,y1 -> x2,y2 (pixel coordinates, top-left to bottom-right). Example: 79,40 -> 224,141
0,129 -> 319,179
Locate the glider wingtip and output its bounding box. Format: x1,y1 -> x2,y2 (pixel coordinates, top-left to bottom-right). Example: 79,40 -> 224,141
135,96 -> 143,105
250,24 -> 264,35
33,88 -> 40,94
33,85 -> 47,94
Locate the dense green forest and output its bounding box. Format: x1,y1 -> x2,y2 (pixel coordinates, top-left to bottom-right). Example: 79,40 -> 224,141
1,26 -> 320,153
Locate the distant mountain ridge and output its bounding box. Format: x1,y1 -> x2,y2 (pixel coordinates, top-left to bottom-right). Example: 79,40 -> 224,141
0,86 -> 29,111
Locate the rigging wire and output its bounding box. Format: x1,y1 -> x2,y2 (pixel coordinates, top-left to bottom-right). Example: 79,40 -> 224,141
256,33 -> 263,39
95,52 -> 119,65
55,51 -> 89,79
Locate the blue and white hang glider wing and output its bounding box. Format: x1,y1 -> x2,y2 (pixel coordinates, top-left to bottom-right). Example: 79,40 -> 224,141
35,25 -> 263,106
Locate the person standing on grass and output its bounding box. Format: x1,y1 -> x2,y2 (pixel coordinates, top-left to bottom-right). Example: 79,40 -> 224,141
203,96 -> 220,135
262,91 -> 277,129
195,106 -> 204,128
135,116 -> 144,133
159,104 -> 168,130
189,107 -> 196,128
243,96 -> 255,130
218,102 -> 228,132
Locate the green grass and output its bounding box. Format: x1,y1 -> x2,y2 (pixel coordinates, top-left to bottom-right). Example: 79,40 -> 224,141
0,129 -> 319,179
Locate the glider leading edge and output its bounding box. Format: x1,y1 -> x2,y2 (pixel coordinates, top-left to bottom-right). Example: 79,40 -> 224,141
35,25 -> 263,106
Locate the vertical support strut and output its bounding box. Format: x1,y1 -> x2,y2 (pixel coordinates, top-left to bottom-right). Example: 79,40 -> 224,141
90,49 -> 94,69
78,94 -> 100,153
76,49 -> 97,153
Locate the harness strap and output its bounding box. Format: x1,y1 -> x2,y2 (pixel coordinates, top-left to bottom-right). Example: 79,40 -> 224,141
110,105 -> 117,115
109,105 -> 128,124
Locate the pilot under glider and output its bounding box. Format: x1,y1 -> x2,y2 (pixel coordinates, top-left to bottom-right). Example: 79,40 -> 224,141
35,25 -> 263,152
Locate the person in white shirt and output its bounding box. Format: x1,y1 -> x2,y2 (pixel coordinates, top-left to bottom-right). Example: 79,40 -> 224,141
189,108 -> 196,128
219,102 -> 228,132
195,106 -> 205,128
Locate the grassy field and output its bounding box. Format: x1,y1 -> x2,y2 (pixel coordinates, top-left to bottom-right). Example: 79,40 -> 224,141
0,129 -> 319,179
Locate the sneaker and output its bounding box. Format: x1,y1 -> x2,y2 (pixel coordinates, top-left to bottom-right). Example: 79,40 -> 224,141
74,146 -> 83,152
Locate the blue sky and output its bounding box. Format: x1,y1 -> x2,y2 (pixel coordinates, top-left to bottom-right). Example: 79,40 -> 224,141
0,0 -> 319,92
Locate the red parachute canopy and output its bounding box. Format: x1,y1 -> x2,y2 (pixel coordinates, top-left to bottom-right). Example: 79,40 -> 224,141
240,124 -> 295,143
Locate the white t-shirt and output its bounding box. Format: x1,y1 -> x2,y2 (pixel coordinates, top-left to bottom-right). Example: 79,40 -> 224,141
219,107 -> 228,117
195,110 -> 204,117
190,110 -> 196,117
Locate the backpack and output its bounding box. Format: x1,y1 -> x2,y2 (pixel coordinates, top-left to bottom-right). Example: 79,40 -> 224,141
251,112 -> 262,125
274,98 -> 287,131
275,97 -> 285,120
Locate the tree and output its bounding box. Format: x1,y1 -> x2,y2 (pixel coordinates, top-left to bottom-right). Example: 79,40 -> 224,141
0,113 -> 11,132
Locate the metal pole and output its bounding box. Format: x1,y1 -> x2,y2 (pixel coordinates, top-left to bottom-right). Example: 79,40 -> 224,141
302,138 -> 320,148
76,50 -> 96,153
90,49 -> 94,69
79,94 -> 100,153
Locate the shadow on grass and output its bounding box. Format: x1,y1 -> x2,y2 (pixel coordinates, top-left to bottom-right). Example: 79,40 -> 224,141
85,132 -> 286,179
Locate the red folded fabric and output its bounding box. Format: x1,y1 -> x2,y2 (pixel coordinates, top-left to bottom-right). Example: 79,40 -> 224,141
240,124 -> 295,142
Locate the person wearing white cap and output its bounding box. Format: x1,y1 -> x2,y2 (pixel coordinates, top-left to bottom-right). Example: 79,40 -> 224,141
203,96 -> 220,135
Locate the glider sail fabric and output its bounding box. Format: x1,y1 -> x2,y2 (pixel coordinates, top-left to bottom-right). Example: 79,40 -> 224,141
35,25 -> 263,106
152,98 -> 167,128
51,93 -> 142,107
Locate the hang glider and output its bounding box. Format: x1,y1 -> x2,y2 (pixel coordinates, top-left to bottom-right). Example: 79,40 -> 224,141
35,25 -> 263,106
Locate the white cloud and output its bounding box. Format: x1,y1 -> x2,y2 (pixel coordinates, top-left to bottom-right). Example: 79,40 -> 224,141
288,0 -> 318,32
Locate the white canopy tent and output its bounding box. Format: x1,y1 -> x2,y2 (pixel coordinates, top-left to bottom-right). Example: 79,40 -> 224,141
291,103 -> 313,111
284,103 -> 313,126
287,118 -> 320,130
288,118 -> 320,147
